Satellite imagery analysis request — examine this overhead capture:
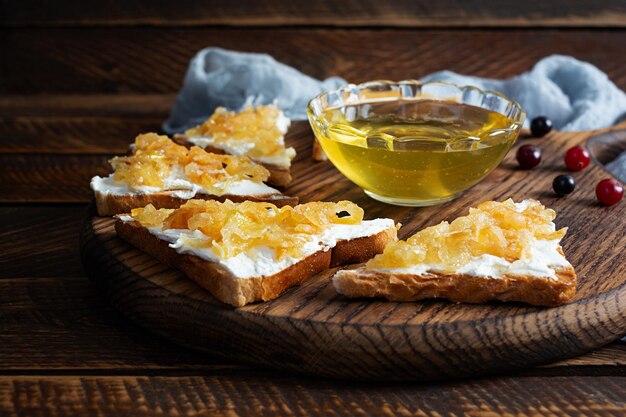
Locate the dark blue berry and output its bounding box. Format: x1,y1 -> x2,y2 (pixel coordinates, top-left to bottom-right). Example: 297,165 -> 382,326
553,175 -> 576,196
530,116 -> 553,137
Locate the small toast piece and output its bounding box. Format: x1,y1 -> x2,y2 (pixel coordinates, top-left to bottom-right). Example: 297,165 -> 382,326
312,138 -> 328,162
173,134 -> 292,187
175,104 -> 295,187
96,191 -> 297,218
116,200 -> 397,307
91,133 -> 297,216
334,264 -> 576,307
333,199 -> 577,307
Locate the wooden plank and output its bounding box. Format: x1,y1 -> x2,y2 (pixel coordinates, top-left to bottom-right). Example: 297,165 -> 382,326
0,115 -> 163,154
0,154 -> 110,203
0,206 -> 87,278
0,276 -> 622,372
0,94 -> 174,117
1,375 -> 625,417
0,95 -> 173,154
2,0 -> 626,28
0,276 -> 237,372
548,343 -> 626,368
2,28 -> 626,95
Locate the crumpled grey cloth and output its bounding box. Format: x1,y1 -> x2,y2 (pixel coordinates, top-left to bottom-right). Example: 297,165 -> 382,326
421,55 -> 626,131
163,51 -> 626,134
162,48 -> 345,134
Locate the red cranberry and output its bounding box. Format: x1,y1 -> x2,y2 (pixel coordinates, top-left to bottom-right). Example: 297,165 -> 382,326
516,145 -> 541,169
564,146 -> 591,171
595,179 -> 623,206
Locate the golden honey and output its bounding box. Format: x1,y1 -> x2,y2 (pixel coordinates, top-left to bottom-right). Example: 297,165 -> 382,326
311,100 -> 520,205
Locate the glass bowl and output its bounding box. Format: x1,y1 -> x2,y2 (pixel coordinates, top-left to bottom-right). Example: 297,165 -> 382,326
307,80 -> 526,206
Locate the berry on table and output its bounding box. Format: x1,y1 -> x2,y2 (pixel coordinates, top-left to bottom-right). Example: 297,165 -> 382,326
530,116 -> 553,137
516,144 -> 541,169
564,146 -> 591,171
552,175 -> 576,196
595,179 -> 624,206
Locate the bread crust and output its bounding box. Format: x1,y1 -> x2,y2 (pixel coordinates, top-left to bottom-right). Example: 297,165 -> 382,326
333,264 -> 577,307
312,139 -> 327,162
173,134 -> 292,187
95,190 -> 298,217
115,219 -> 397,307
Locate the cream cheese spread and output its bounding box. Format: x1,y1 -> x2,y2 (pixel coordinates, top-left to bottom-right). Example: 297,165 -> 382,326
119,217 -> 394,279
91,165 -> 279,199
374,238 -> 570,279
186,111 -> 293,168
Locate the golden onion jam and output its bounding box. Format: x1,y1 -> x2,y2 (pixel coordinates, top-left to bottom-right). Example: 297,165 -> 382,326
130,200 -> 365,259
185,104 -> 295,161
111,133 -> 269,194
367,199 -> 566,272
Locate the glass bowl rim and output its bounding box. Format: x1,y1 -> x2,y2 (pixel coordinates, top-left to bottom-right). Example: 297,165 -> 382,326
306,79 -> 526,129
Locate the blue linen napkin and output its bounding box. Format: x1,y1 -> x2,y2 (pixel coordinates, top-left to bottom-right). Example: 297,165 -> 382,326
162,48 -> 345,133
163,49 -> 626,132
421,55 -> 626,131
163,48 -> 626,181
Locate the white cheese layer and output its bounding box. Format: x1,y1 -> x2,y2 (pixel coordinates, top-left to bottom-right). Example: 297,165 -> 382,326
91,165 -> 279,199
186,111 -> 293,168
119,217 -> 395,279
373,239 -> 571,279
187,136 -> 293,168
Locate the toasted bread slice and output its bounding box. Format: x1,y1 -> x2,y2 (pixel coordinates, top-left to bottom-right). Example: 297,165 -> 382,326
173,134 -> 292,187
174,104 -> 295,187
334,263 -> 576,307
91,133 -> 297,216
116,200 -> 397,307
95,190 -> 297,217
333,199 -> 577,307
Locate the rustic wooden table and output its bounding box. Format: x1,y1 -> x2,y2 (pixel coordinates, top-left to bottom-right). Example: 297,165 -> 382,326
1,2 -> 625,415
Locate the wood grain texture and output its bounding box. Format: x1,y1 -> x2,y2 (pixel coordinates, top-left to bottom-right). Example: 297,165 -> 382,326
0,206 -> 87,278
0,155 -> 110,202
0,275 -> 622,372
3,0 -> 626,27
81,122 -> 626,380
0,116 -> 162,154
588,129 -> 626,167
0,96 -> 171,153
1,375 -> 626,417
0,276 -> 234,372
2,29 -> 626,95
0,94 -> 174,117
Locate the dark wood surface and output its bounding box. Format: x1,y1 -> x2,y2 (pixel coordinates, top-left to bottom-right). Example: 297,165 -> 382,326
2,3 -> 626,414
3,0 -> 626,27
3,29 -> 626,94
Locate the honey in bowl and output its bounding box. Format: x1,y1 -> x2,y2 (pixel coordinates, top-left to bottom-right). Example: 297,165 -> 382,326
307,81 -> 525,206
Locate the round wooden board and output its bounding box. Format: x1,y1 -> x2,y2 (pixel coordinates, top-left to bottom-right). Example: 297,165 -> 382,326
80,121 -> 626,381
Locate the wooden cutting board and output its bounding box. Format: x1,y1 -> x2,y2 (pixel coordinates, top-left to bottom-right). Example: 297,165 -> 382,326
80,121 -> 626,381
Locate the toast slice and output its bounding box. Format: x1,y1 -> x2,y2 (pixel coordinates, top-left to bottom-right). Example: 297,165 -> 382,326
333,199 -> 577,307
173,104 -> 295,187
116,200 -> 397,307
91,133 -> 297,216
312,138 -> 328,162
